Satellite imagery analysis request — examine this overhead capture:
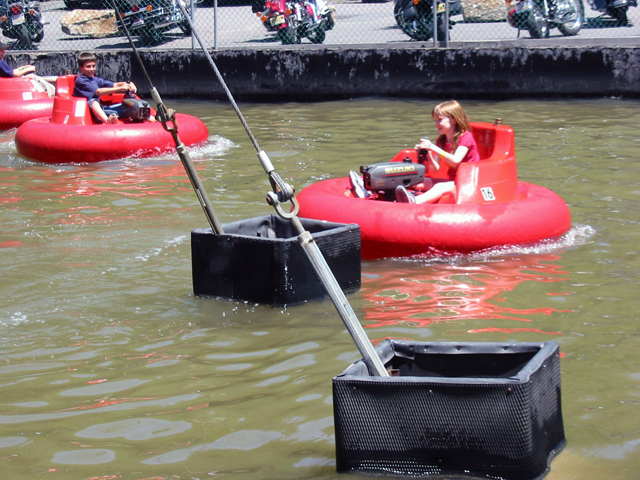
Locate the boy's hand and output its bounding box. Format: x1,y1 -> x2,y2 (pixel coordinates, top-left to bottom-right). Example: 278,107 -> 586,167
119,82 -> 137,94
18,65 -> 35,75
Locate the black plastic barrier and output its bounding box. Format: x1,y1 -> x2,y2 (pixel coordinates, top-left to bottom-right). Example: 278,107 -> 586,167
191,215 -> 361,306
333,340 -> 565,479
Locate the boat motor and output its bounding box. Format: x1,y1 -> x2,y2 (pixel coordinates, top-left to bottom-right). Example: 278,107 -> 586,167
122,97 -> 151,122
361,161 -> 426,194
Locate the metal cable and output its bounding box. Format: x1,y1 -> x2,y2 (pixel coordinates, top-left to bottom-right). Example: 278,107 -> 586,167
109,0 -> 224,235
173,0 -> 388,376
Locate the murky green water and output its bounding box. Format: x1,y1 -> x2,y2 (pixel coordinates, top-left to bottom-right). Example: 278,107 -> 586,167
1,97 -> 639,480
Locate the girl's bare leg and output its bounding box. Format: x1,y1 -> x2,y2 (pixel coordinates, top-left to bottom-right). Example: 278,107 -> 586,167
414,181 -> 456,204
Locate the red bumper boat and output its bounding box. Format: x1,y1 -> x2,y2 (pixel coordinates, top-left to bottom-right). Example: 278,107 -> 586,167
297,122 -> 571,260
15,75 -> 209,164
0,76 -> 53,130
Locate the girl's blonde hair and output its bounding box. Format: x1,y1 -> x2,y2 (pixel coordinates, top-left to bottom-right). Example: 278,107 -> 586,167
431,100 -> 471,152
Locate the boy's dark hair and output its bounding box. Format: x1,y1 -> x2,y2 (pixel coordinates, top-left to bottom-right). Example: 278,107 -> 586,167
77,52 -> 97,67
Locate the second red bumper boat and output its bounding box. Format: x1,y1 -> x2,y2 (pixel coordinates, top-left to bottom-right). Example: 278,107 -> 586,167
0,76 -> 54,130
15,75 -> 209,164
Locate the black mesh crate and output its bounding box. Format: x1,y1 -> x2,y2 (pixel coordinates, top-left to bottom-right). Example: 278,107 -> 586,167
191,215 -> 361,306
333,340 -> 565,480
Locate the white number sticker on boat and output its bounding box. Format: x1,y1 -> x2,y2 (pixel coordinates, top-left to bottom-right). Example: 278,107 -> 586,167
74,101 -> 85,117
481,187 -> 496,201
22,92 -> 33,100
63,115 -> 69,124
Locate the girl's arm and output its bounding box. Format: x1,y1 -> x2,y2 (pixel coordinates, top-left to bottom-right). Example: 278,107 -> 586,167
417,138 -> 469,168
425,150 -> 440,173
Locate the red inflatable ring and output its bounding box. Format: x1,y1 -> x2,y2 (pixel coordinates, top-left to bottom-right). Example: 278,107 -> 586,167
15,75 -> 209,164
297,122 -> 571,260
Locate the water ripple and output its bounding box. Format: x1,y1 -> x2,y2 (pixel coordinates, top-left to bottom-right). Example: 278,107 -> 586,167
76,418 -> 191,440
142,430 -> 283,465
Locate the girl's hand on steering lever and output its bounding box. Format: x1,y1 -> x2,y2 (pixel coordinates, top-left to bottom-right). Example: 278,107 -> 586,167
416,137 -> 434,150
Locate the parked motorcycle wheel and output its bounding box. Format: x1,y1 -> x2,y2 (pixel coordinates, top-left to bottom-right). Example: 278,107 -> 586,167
179,6 -> 193,35
436,15 -> 447,40
308,25 -> 326,43
64,0 -> 82,9
179,19 -> 191,35
140,28 -> 164,46
13,23 -> 33,50
277,24 -> 300,44
27,18 -> 44,43
525,2 -> 550,38
322,10 -> 335,30
606,5 -> 628,25
394,4 -> 442,41
557,0 -> 584,36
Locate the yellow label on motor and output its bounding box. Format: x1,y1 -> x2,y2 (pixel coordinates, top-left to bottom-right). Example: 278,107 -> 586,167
384,165 -> 418,174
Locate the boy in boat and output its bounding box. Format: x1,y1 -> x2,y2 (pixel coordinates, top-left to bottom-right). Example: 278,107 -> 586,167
73,52 -> 152,125
349,100 -> 479,204
0,41 -> 55,97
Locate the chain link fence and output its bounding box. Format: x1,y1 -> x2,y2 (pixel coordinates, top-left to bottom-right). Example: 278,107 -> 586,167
1,0 -> 638,51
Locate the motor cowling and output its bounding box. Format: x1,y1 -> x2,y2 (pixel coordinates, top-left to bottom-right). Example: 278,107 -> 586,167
122,97 -> 151,122
361,161 -> 426,192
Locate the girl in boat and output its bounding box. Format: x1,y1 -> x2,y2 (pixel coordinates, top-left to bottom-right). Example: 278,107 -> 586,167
395,100 -> 480,204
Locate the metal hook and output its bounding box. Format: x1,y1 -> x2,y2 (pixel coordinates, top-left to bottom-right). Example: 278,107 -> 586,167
266,191 -> 300,219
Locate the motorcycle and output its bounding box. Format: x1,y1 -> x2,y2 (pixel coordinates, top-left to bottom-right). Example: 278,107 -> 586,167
0,0 -> 44,50
394,0 -> 462,42
586,0 -> 636,25
257,0 -> 335,45
115,0 -> 191,45
506,0 -> 585,38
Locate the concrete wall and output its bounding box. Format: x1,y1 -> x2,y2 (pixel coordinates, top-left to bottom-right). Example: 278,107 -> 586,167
10,44 -> 640,100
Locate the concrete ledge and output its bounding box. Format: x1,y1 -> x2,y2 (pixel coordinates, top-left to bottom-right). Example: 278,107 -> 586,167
9,44 -> 640,100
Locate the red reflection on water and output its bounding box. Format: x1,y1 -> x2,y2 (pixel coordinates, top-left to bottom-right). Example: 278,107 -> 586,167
0,196 -> 20,205
18,161 -> 197,201
0,241 -> 20,248
468,327 -> 562,335
65,397 -> 164,411
361,254 -> 572,330
1,170 -> 22,205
